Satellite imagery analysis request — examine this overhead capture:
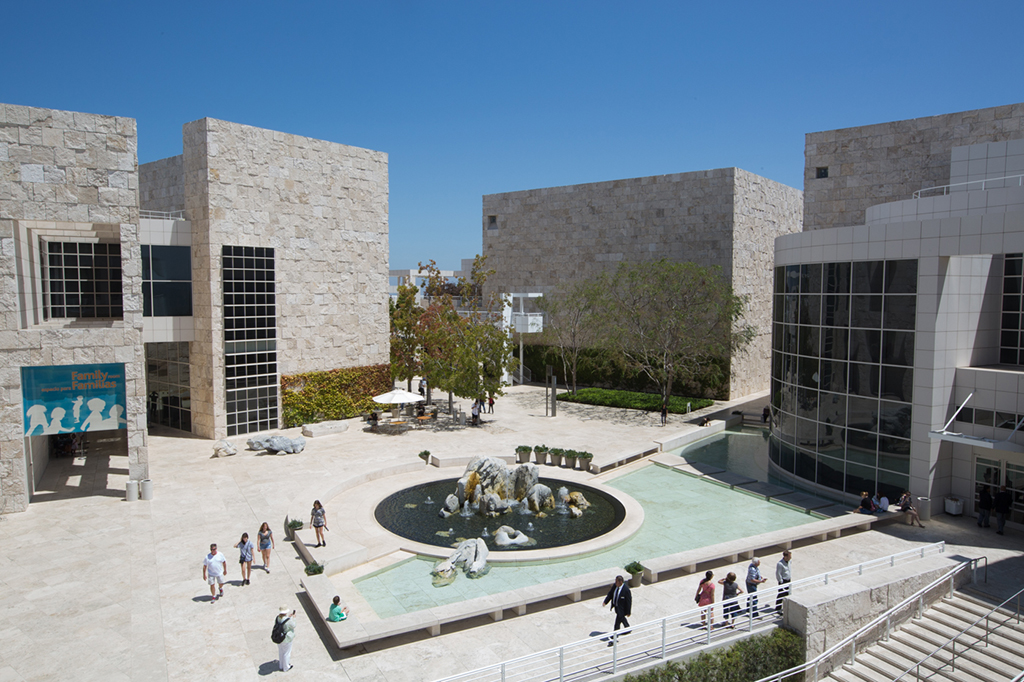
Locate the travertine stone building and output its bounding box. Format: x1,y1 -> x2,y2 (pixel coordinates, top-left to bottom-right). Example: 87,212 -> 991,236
0,104 -> 148,513
483,168 -> 802,398
1,103 -> 389,514
805,103 -> 1024,231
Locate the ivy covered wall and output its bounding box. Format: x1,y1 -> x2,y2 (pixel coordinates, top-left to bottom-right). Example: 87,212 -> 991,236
280,364 -> 393,427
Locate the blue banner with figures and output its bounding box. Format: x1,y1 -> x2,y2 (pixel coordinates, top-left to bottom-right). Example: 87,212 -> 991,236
21,363 -> 128,436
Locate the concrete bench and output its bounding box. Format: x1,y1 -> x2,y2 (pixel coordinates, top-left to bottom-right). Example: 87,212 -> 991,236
589,446 -> 658,474
642,513 -> 876,583
430,453 -> 515,468
301,573 -> 372,648
293,529 -> 369,575
653,414 -> 742,452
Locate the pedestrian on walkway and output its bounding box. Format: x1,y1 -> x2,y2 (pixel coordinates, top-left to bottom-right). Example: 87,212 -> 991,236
995,485 -> 1012,535
661,401 -> 668,426
487,395 -> 494,413
258,521 -> 275,571
717,572 -> 744,628
203,543 -> 228,602
977,486 -> 993,528
310,500 -> 328,547
273,607 -> 296,671
602,575 -> 632,635
775,550 -> 792,612
235,532 -> 255,585
745,557 -> 767,613
695,570 -> 716,626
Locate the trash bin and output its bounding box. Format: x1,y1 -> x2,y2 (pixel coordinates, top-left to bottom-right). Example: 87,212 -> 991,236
917,497 -> 931,522
140,479 -> 154,500
944,497 -> 963,516
126,480 -> 139,502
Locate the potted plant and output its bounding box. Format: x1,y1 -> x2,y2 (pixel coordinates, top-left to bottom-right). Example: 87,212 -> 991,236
548,448 -> 564,467
576,451 -> 594,473
286,517 -> 304,541
625,561 -> 643,587
563,449 -> 578,469
419,450 -> 431,464
304,561 -> 325,576
516,445 -> 533,464
534,444 -> 549,465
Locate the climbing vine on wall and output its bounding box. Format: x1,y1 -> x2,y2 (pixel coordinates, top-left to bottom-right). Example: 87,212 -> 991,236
280,364 -> 392,427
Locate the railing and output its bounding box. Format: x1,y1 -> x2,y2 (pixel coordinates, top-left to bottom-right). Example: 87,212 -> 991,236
140,209 -> 186,220
913,173 -> 1024,198
893,580 -> 1022,681
512,364 -> 533,385
432,542 -> 947,682
753,557 -> 979,682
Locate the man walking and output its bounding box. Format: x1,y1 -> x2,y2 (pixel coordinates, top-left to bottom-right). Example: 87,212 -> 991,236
746,557 -> 767,613
995,485 -> 1012,535
274,607 -> 296,671
977,486 -> 993,528
203,543 -> 228,602
775,550 -> 792,612
602,575 -> 632,639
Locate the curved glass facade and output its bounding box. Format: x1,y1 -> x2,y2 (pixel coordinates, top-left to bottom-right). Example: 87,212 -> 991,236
769,259 -> 917,501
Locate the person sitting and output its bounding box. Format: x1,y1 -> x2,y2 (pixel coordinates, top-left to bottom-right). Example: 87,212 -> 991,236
872,491 -> 889,512
698,416 -> 711,427
897,491 -> 925,528
855,491 -> 876,514
416,402 -> 425,417
328,595 -> 349,622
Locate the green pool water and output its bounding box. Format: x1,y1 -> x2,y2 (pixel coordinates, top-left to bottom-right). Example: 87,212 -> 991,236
354,460 -> 819,618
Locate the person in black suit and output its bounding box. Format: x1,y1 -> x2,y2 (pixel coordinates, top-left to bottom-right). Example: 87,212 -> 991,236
603,575 -> 632,634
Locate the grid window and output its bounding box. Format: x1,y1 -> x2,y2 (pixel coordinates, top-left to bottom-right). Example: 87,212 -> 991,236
146,342 -> 192,432
42,241 -> 123,319
1000,254 -> 1024,366
222,245 -> 278,436
142,245 -> 193,317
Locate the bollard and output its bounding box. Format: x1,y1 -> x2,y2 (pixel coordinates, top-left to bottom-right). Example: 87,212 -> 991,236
126,480 -> 139,502
140,479 -> 153,500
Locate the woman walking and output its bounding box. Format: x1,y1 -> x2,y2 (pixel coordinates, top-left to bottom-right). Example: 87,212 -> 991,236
717,572 -> 744,628
310,500 -> 328,547
235,532 -> 255,585
695,570 -> 716,626
258,522 -> 275,572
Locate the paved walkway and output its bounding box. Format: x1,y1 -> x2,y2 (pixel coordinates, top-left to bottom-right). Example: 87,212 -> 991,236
0,384 -> 1020,682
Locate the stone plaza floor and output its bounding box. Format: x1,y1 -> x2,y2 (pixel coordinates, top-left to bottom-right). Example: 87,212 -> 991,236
1,384 -> 1022,681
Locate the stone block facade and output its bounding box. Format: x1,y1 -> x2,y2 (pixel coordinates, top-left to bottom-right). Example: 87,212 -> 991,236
0,103 -> 148,513
482,167 -> 802,398
805,102 -> 1024,230
138,154 -> 183,214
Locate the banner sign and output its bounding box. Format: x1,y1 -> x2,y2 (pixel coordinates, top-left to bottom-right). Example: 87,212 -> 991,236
21,363 -> 128,436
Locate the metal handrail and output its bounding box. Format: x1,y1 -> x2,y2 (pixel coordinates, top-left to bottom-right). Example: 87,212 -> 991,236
431,542 -> 947,682
913,173 -> 1024,198
753,558 -> 979,682
893,583 -> 1023,681
140,209 -> 186,220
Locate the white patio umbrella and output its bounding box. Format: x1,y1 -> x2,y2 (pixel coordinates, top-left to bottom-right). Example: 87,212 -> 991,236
372,388 -> 425,405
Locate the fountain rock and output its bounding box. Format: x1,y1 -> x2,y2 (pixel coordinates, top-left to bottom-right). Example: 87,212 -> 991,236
527,483 -> 555,513
569,506 -> 583,518
438,494 -> 461,518
511,463 -> 539,500
431,538 -> 489,585
568,491 -> 591,510
213,440 -> 237,457
494,525 -> 532,546
464,456 -> 513,501
480,492 -> 509,517
456,470 -> 481,505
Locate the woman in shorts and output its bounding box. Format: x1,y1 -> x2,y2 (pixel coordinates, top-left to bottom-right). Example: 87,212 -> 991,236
717,572 -> 744,628
258,522 -> 275,572
235,532 -> 255,585
310,500 -> 328,547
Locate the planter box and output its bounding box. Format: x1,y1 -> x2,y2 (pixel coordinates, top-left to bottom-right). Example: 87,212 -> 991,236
534,451 -> 548,465
564,458 -> 578,470
944,497 -> 963,516
549,455 -> 563,467
516,451 -> 532,464
629,573 -> 642,588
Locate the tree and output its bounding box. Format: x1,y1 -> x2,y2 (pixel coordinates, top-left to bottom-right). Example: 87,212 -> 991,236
537,279 -> 600,394
389,282 -> 423,391
595,259 -> 754,402
416,257 -> 517,415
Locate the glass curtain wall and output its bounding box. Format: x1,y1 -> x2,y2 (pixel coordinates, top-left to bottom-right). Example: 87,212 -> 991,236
769,259 -> 917,501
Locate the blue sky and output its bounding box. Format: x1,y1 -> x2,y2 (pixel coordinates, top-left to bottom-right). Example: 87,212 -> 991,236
2,1 -> 1021,270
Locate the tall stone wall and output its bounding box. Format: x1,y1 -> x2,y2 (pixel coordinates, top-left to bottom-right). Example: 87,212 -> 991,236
805,102 -> 1024,230
0,103 -> 147,512
182,118 -> 389,439
482,168 -> 801,398
139,154 -> 184,213
729,170 -> 803,396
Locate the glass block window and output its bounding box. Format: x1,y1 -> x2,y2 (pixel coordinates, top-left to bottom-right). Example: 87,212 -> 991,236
769,258 -> 917,501
42,242 -> 123,319
1000,254 -> 1024,365
146,342 -> 191,432
142,245 -> 193,317
222,245 -> 278,436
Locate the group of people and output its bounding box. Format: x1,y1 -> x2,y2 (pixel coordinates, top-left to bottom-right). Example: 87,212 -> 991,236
976,484 -> 1014,535
470,396 -> 495,425
201,522 -> 276,602
602,551 -> 794,635
854,490 -> 925,527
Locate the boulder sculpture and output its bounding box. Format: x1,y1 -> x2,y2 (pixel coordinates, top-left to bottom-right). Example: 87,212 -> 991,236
431,538 -> 489,586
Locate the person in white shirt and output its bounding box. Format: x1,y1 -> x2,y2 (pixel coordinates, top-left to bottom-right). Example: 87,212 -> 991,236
872,492 -> 889,512
775,550 -> 792,612
203,543 -> 228,602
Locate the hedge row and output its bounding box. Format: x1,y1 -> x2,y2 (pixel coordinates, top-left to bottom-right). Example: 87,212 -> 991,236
624,628 -> 803,682
280,364 -> 393,427
557,388 -> 714,414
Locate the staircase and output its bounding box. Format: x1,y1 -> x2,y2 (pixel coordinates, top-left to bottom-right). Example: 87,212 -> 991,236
828,592 -> 1024,682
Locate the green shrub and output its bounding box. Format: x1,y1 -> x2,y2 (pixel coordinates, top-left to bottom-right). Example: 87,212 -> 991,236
418,450 -> 431,462
281,364 -> 393,427
625,561 -> 643,575
623,628 -> 804,682
558,388 -> 714,414
287,519 -> 304,530
304,561 -> 324,576
577,451 -> 594,460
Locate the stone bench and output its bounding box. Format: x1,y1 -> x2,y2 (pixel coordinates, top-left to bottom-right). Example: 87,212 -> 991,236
642,513 -> 876,583
589,446 -> 658,474
301,573 -> 372,648
301,419 -> 352,437
653,414 -> 742,452
293,528 -> 368,575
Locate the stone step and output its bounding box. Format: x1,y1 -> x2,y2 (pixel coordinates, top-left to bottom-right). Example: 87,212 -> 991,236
910,616 -> 1024,676
941,594 -> 1024,640
930,602 -> 1024,660
827,666 -> 875,682
854,650 -> 925,681
892,626 -> 1018,681
875,640 -> 987,682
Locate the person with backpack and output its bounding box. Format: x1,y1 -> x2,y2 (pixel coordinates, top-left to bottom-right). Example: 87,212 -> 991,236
272,607 -> 296,671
